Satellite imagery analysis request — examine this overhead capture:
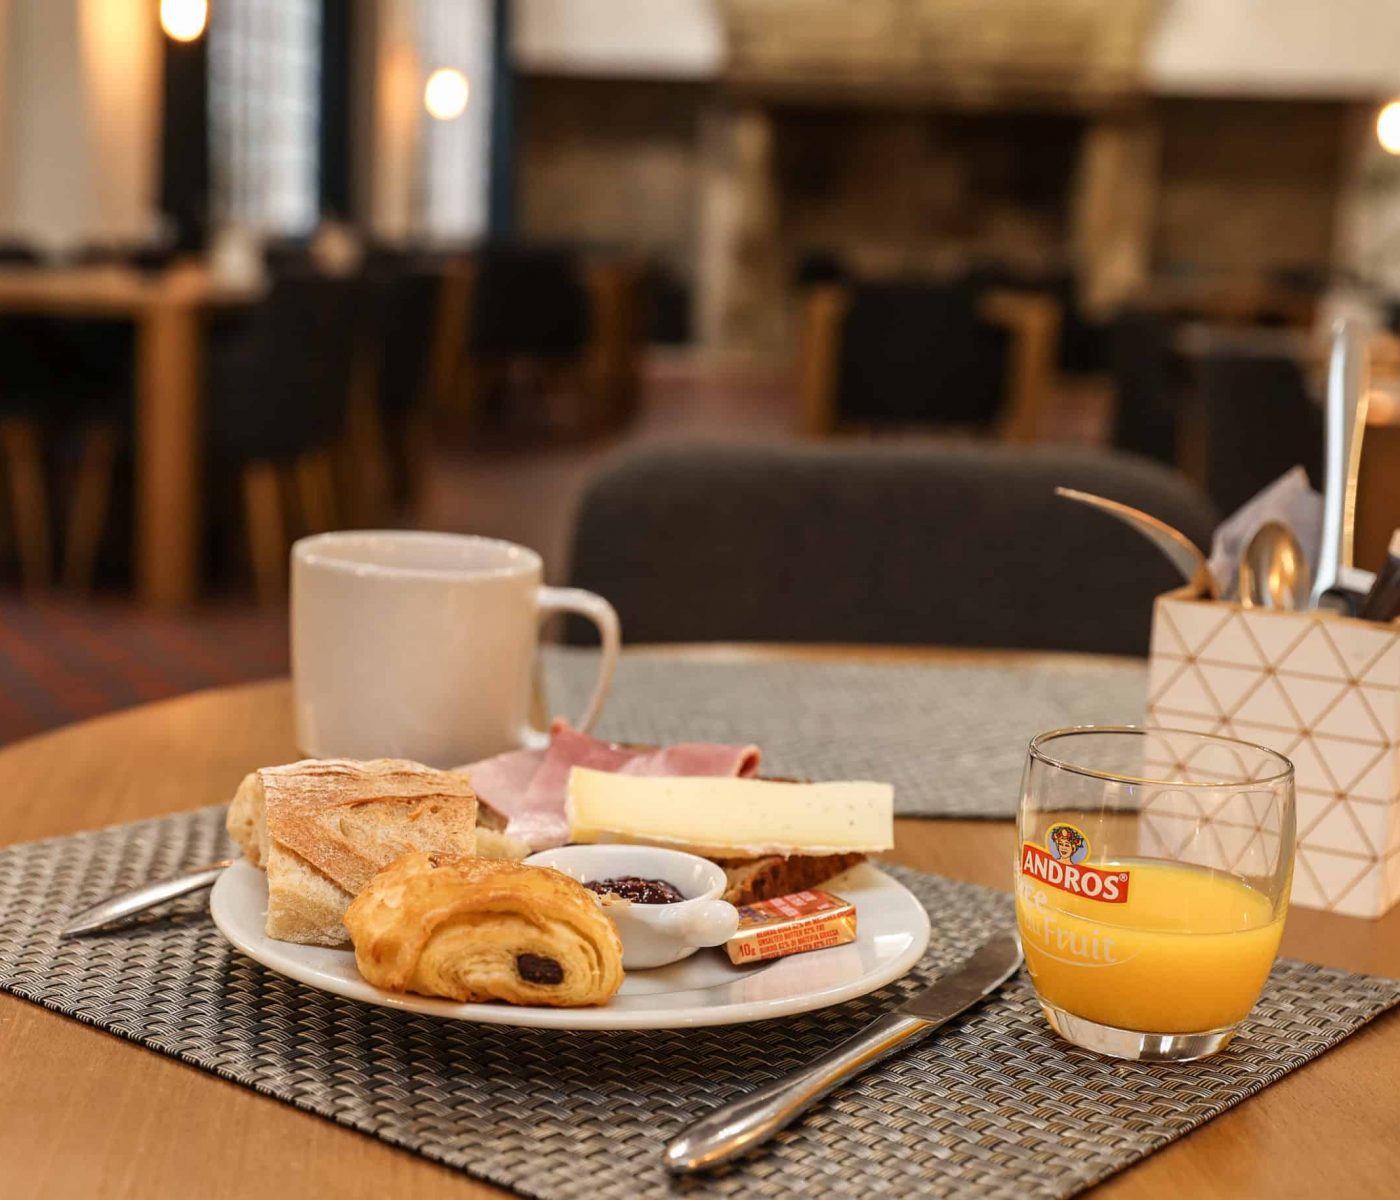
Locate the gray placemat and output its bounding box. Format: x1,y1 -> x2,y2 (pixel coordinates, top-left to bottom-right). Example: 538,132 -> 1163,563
544,649 -> 1147,818
2,809 -> 1396,1200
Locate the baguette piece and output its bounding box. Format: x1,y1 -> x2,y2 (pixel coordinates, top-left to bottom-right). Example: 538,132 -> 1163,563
716,853 -> 867,906
226,758 -> 478,946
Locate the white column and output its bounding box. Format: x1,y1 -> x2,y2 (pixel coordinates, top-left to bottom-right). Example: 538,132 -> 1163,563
0,0 -> 160,252
79,0 -> 162,245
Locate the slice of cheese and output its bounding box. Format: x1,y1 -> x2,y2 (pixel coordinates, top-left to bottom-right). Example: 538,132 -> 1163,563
565,767 -> 895,857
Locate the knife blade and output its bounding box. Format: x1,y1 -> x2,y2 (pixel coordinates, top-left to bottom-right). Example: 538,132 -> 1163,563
60,861 -> 232,937
663,933 -> 1023,1174
1312,319 -> 1372,614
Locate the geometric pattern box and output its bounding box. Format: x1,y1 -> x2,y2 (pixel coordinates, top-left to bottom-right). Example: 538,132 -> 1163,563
1147,589 -> 1400,918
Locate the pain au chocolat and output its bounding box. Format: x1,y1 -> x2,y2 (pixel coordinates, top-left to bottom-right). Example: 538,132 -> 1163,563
344,853 -> 624,1007
226,758 -> 478,946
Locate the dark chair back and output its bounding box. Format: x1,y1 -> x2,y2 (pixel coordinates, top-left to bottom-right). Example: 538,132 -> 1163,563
0,242 -> 40,265
364,256 -> 443,418
205,271 -> 359,462
1108,311 -> 1185,467
468,243 -> 589,358
1196,351 -> 1322,515
568,443 -> 1217,656
834,279 -> 1009,425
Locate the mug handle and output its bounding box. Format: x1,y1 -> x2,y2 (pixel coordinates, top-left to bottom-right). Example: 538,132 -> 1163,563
523,587 -> 621,748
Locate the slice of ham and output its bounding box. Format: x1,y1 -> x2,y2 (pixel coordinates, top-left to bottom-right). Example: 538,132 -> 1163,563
458,746 -> 546,820
460,724 -> 761,849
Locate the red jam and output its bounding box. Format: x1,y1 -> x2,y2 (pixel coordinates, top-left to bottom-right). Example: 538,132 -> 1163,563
585,876 -> 686,904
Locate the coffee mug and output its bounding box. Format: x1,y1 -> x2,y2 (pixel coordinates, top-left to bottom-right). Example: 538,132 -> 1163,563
291,531 -> 620,766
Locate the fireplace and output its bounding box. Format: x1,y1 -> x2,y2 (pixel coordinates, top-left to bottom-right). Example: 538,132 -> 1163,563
515,1 -> 1375,351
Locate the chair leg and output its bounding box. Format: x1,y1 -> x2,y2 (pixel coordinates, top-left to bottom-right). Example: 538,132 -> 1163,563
292,451 -> 338,536
797,285 -> 848,436
242,461 -> 287,606
400,407 -> 432,513
340,394 -> 390,526
62,424 -> 119,592
0,418 -> 52,593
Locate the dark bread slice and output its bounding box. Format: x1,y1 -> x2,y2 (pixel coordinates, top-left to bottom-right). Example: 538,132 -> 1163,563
715,852 -> 867,906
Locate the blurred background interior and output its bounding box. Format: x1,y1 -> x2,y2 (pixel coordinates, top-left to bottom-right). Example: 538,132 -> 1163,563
0,0 -> 1398,739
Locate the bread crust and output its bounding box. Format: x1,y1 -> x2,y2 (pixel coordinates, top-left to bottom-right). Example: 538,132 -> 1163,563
716,852 -> 867,905
225,759 -> 478,946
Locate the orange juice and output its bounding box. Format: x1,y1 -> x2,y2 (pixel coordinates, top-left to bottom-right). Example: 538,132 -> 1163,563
1016,859 -> 1285,1034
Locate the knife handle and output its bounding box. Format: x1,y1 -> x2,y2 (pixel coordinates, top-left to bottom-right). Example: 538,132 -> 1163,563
663,1011 -> 930,1174
61,861 -> 232,937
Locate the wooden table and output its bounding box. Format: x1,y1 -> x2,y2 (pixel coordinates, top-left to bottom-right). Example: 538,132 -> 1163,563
0,265 -> 261,607
0,645 -> 1396,1198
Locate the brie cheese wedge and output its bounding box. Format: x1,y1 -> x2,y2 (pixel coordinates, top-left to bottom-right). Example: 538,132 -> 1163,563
565,767 -> 895,857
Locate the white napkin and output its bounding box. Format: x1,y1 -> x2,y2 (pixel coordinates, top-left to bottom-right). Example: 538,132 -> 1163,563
1208,467 -> 1323,600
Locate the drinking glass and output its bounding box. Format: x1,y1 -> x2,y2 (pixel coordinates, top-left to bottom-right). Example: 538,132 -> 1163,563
1016,726 -> 1295,1062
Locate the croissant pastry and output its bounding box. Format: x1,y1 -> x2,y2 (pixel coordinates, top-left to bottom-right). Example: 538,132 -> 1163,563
344,853 -> 625,1007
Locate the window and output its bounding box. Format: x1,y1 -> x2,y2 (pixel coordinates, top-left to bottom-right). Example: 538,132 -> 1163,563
416,0 -> 493,242
208,0 -> 322,236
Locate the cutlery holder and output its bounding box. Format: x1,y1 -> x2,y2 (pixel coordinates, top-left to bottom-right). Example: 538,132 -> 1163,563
1147,588 -> 1400,918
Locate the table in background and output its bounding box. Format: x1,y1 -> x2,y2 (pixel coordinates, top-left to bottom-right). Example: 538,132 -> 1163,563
0,645 -> 1395,1199
0,264 -> 262,607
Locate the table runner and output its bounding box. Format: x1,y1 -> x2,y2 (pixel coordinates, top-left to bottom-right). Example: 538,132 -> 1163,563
2,808 -> 1396,1200
545,648 -> 1147,818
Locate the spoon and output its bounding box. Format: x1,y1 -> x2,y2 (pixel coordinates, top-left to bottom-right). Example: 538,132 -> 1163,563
1055,487 -> 1214,597
1238,521 -> 1311,611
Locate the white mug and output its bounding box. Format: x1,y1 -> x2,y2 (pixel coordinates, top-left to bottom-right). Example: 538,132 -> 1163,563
291,531 -> 620,766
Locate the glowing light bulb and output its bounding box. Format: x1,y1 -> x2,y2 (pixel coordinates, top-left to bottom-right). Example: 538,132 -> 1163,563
161,0 -> 208,42
1378,100 -> 1400,156
424,68 -> 470,121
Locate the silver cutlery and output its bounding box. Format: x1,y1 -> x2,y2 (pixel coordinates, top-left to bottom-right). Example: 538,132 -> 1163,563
61,861 -> 232,937
1311,320 -> 1373,613
1239,520 -> 1311,611
663,933 -> 1023,1174
1055,487 -> 1214,596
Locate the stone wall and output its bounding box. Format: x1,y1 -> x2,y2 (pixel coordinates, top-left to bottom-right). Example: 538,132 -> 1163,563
515,71 -> 1368,347
1151,97 -> 1349,279
771,107 -> 1083,279
516,75 -> 711,282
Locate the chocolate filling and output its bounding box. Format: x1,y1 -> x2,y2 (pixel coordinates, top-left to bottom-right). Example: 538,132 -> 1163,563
516,953 -> 564,985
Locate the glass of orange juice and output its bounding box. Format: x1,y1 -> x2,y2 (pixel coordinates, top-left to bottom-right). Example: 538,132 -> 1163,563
1016,726 -> 1294,1062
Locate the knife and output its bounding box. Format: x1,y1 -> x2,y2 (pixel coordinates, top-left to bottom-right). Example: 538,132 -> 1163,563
1311,319 -> 1373,614
663,933 -> 1023,1174
60,861 -> 232,937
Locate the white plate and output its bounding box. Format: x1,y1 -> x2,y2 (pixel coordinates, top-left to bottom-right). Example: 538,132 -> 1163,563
210,858 -> 930,1030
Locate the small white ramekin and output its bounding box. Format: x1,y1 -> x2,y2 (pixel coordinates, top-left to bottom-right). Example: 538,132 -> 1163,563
525,844 -> 740,969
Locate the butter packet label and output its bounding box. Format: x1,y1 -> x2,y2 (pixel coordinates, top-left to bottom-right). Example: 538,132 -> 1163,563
725,888 -> 857,965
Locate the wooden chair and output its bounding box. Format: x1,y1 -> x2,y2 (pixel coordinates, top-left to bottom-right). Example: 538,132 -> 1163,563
341,252 -> 448,523
61,270 -> 359,604
798,278 -> 1062,442
0,416 -> 52,592
0,299 -> 133,594
430,245 -> 643,436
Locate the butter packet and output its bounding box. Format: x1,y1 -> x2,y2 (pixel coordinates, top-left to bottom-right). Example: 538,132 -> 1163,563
725,889 -> 857,965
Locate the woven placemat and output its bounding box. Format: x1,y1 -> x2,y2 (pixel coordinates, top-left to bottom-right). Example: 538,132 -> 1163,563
2,809 -> 1396,1200
544,649 -> 1147,818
